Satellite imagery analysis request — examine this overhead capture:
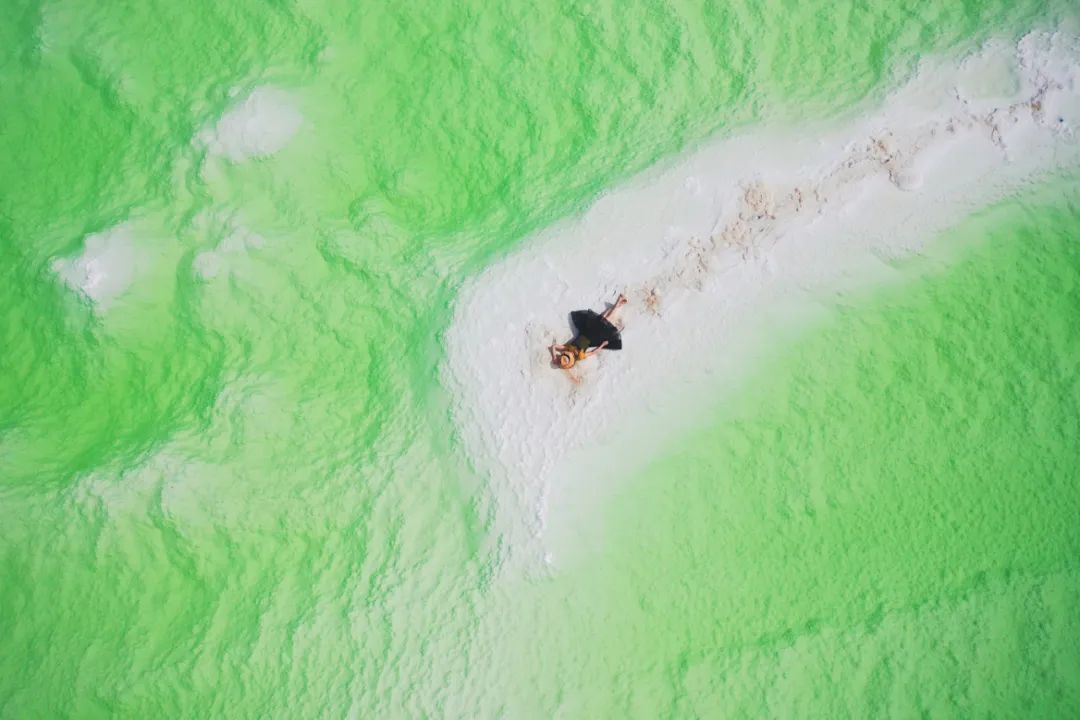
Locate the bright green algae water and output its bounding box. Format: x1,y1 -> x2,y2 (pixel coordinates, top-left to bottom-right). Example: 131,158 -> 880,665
1,0 -> 1079,717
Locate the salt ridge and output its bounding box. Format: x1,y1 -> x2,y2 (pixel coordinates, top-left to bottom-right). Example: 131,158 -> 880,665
443,31 -> 1080,564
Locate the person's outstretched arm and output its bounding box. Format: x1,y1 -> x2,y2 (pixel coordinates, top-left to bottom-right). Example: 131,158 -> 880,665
585,340 -> 609,357
600,294 -> 628,321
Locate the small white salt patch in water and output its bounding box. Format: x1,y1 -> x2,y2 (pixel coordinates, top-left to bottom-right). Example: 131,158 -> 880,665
199,86 -> 302,161
194,223 -> 266,280
52,225 -> 140,310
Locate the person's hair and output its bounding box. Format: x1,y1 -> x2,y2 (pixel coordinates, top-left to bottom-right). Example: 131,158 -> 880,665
559,351 -> 575,369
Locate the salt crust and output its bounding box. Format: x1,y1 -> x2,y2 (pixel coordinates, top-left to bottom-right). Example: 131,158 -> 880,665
52,224 -> 139,310
199,86 -> 302,161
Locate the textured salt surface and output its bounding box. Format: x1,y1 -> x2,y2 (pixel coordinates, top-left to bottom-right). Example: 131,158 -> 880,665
444,31 -> 1080,559
199,86 -> 302,161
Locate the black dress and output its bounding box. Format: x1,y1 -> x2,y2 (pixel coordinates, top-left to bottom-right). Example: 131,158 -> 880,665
569,310 -> 623,351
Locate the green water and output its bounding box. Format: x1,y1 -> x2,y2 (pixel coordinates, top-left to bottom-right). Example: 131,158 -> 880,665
1,0 -> 1079,716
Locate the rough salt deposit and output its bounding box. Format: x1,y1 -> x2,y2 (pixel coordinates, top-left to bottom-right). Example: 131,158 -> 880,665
198,86 -> 302,161
52,225 -> 141,310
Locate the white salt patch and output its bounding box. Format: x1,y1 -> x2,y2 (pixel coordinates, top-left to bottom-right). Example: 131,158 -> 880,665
443,30 -> 1080,562
955,40 -> 1023,111
52,225 -> 140,310
199,86 -> 302,161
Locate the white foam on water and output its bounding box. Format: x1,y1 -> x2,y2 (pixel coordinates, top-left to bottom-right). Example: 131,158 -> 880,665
199,86 -> 302,161
443,31 -> 1080,564
52,224 -> 141,310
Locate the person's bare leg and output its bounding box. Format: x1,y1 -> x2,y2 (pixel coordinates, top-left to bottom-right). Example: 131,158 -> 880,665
601,293 -> 628,322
